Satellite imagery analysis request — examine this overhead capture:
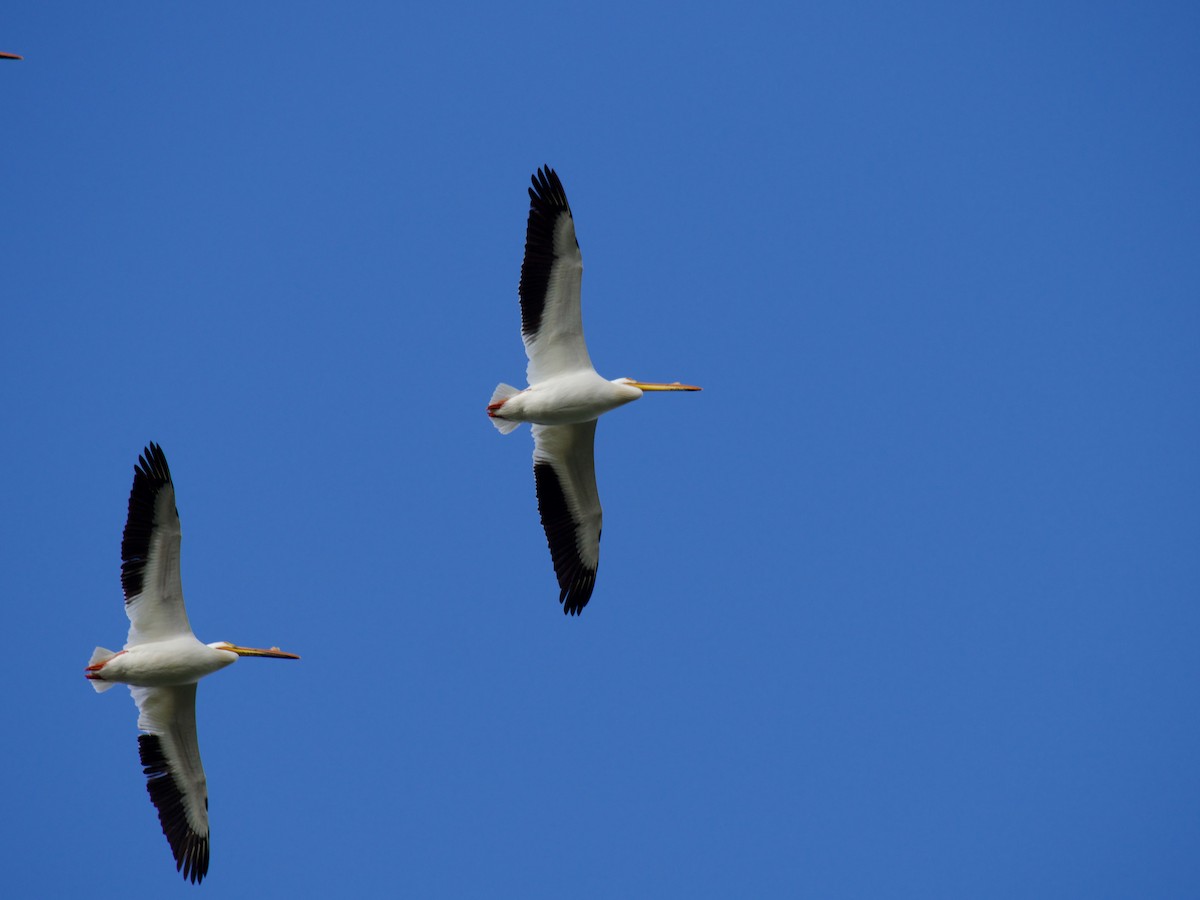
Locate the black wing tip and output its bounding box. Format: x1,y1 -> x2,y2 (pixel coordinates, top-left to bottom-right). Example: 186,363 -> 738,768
136,442 -> 172,485
120,442 -> 175,602
529,165 -> 570,214
138,734 -> 210,884
559,570 -> 597,615
519,166 -> 575,340
534,462 -> 599,616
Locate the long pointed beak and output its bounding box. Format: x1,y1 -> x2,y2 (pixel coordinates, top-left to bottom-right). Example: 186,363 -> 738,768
0,52 -> 22,61
629,381 -> 702,392
229,645 -> 301,659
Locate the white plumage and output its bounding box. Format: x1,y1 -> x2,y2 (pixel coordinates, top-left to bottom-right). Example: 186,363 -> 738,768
488,167 -> 700,614
85,443 -> 298,883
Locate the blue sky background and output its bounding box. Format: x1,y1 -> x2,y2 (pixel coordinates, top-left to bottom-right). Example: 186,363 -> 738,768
2,2 -> 1197,896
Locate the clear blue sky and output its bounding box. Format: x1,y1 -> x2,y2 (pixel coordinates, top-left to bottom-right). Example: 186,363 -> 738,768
2,2 -> 1198,896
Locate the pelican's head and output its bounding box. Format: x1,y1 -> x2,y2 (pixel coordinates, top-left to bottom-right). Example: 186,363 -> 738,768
613,377 -> 703,396
210,641 -> 301,660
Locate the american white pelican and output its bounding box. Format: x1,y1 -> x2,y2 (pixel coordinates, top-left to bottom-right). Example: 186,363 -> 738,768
488,167 -> 701,615
85,443 -> 299,883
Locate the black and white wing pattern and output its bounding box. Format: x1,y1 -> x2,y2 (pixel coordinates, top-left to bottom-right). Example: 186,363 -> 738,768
130,684 -> 210,884
121,443 -> 193,646
519,166 -> 594,384
532,421 -> 602,615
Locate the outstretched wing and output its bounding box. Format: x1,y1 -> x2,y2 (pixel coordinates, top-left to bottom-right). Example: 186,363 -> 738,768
519,166 -> 594,384
121,443 -> 193,646
130,684 -> 211,884
532,422 -> 602,614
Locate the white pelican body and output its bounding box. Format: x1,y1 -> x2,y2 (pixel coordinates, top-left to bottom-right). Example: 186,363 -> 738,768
85,443 -> 298,884
495,370 -> 644,426
488,167 -> 700,615
92,637 -> 237,686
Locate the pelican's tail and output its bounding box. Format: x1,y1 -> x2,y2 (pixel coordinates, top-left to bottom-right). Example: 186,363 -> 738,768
488,384 -> 522,434
86,647 -> 119,693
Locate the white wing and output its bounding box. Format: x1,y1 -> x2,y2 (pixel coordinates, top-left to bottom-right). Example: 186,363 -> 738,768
519,167 -> 594,384
532,421 -> 602,615
130,684 -> 210,884
121,443 -> 194,647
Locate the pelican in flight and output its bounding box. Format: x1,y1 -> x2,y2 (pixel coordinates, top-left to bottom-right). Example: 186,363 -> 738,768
488,166 -> 701,615
85,443 -> 299,883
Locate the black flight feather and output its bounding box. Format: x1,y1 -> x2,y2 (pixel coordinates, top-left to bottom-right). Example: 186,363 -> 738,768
534,461 -> 598,615
120,443 -> 173,603
519,166 -> 576,342
138,733 -> 210,884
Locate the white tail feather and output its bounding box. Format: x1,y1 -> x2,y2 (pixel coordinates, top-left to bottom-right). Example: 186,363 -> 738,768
87,647 -> 118,693
489,384 -> 522,434
88,646 -> 116,666
490,383 -> 521,405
